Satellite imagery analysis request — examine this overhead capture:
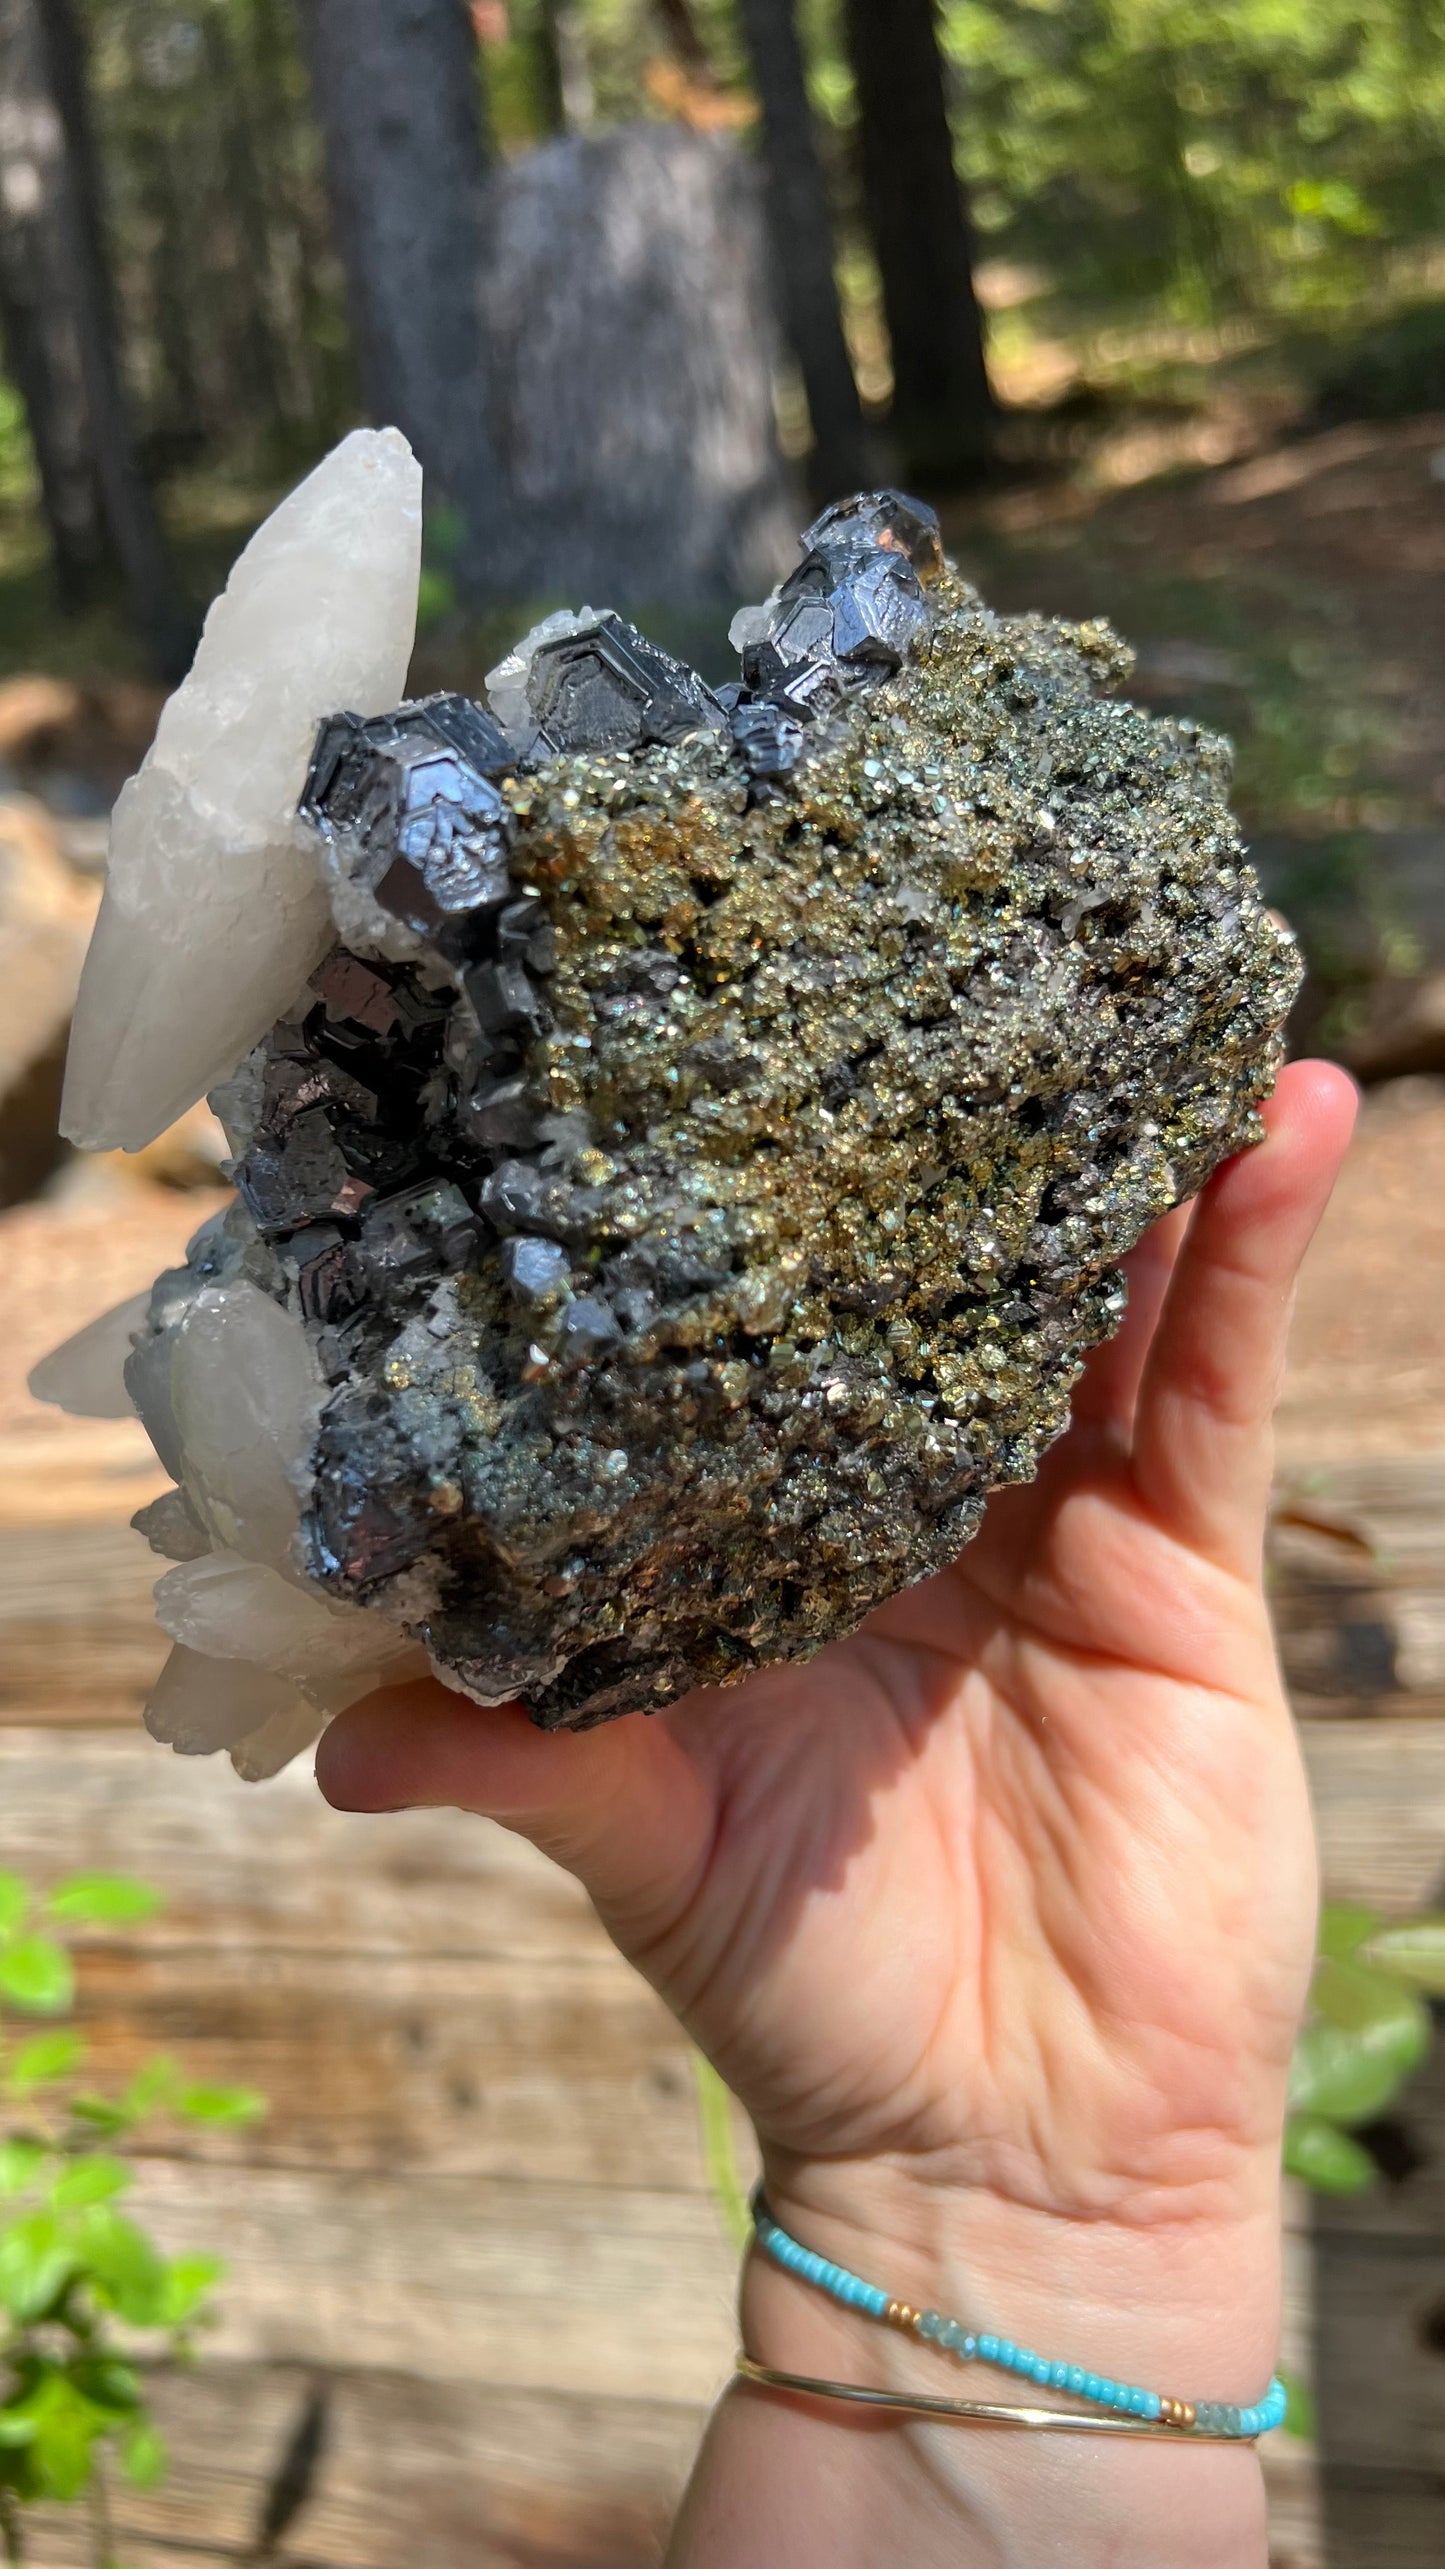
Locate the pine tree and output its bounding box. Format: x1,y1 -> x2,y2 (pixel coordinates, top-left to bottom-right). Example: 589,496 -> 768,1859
734,0 -> 871,504
0,0 -> 189,671
841,0 -> 994,486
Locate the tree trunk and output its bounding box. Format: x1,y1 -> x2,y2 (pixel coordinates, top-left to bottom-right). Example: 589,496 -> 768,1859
733,0 -> 870,507
481,125 -> 792,606
297,0 -> 507,585
0,0 -> 191,671
0,0 -> 103,599
841,0 -> 995,486
534,0 -> 594,134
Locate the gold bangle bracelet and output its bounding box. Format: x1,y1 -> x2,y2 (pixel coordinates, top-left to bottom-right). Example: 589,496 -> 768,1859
735,2355 -> 1261,2440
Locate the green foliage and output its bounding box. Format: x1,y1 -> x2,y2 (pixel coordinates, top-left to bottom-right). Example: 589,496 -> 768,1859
0,1872 -> 263,2564
932,0 -> 1445,338
690,2054 -> 751,2251
1284,1901 -> 1441,2203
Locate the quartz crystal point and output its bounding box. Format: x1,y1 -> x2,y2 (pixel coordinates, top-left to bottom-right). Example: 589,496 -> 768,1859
61,428 -> 422,1152
48,475 -> 1303,1771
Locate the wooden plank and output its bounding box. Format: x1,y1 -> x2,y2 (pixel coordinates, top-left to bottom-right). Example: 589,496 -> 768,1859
1270,1458 -> 1445,1721
22,2368 -> 701,2569
0,1515 -> 166,1716
1308,2235 -> 1445,2475
117,2162 -> 739,2403
1313,2473 -> 1445,2569
74,1945 -> 715,2189
0,1731 -> 612,1960
1299,1718 -> 1445,1912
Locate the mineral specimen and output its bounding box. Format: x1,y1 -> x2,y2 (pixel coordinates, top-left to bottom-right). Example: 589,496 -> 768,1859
38,451 -> 1300,1775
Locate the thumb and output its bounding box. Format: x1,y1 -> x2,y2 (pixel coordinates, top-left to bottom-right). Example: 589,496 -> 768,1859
316,1681 -> 716,1940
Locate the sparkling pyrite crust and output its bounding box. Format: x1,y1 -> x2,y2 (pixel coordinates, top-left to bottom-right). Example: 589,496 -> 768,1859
139,493 -> 1300,1733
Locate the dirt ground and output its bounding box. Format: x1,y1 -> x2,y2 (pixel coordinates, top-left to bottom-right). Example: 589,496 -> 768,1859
953,412 -> 1445,824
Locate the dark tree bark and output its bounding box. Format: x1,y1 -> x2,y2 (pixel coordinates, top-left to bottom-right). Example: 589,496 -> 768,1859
481,126 -> 791,605
0,0 -> 103,598
298,0 -> 507,584
0,0 -> 191,671
841,0 -> 995,486
733,0 -> 870,507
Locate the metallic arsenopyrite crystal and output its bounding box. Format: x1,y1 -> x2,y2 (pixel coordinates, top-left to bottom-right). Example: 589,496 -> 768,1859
40,449 -> 1300,1771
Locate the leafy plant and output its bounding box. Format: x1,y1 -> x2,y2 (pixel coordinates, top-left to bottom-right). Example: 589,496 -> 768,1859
0,1870 -> 263,2568
1286,1900 -> 1445,2196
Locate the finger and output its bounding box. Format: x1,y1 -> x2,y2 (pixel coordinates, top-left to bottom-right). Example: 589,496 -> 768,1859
316,1680 -> 716,1939
1067,1200 -> 1194,1442
1129,1060 -> 1357,1574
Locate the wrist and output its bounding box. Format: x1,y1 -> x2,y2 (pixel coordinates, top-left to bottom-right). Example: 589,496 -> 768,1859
743,2152 -> 1284,2413
730,2162 -> 1277,2569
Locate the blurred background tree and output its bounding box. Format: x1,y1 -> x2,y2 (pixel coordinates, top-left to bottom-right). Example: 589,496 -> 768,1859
0,0 -> 1440,644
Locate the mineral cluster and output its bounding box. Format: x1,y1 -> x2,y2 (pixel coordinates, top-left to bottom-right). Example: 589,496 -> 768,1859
39,432 -> 1300,1776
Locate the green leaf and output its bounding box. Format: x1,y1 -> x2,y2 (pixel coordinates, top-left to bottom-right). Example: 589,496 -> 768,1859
0,2209 -> 78,2320
46,1875 -> 163,1929
67,2094 -> 132,2138
29,2378 -> 102,2502
0,2140 -> 47,2197
1363,1915 -> 1445,1996
1284,2114 -> 1378,2193
1278,2368 -> 1317,2440
1288,1955 -> 1434,2124
177,2081 -> 266,2127
5,2029 -> 85,2093
122,2054 -> 180,2119
1317,1902 -> 1381,1961
49,2154 -> 131,2212
121,2416 -> 167,2489
155,2252 -> 223,2327
1288,2021 -> 1412,2125
67,2356 -> 140,2414
77,2207 -> 169,2326
0,1874 -> 28,1939
0,1936 -> 74,2014
691,2055 -> 750,2251
1311,1953 -> 1430,2038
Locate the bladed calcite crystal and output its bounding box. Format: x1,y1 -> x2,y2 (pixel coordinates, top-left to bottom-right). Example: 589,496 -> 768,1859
40,457 -> 1299,1770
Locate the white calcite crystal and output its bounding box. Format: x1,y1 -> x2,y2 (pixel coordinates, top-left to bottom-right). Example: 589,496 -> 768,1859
152,1555 -> 426,1711
167,1283 -> 323,1568
61,428 -> 422,1153
145,1644 -> 309,1758
33,426 -> 433,1779
27,1290 -> 152,1419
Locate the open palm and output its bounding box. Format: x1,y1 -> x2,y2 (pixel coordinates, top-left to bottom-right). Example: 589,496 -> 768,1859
320,1063 -> 1355,2300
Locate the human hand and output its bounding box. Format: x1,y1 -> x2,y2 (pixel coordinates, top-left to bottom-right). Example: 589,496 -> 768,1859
319,1059 -> 1355,2556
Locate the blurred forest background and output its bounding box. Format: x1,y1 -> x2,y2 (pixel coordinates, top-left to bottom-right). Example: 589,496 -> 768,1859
1,0 -> 1444,1091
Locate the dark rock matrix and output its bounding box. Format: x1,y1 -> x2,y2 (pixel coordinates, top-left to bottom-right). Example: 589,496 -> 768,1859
181,492 -> 1301,1728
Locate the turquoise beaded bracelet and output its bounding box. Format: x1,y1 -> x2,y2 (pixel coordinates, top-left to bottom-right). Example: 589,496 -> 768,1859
750,2193 -> 1287,2440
